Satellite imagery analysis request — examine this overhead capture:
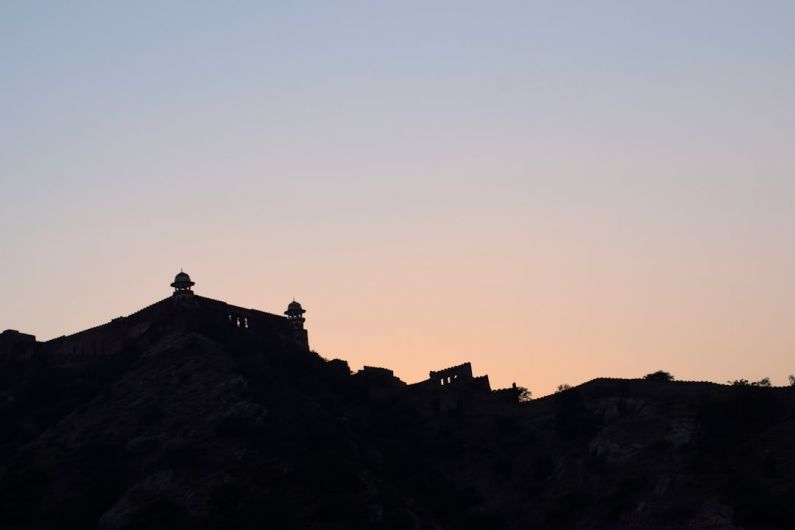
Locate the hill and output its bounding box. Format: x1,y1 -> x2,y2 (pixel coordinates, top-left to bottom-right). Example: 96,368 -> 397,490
1,315 -> 794,529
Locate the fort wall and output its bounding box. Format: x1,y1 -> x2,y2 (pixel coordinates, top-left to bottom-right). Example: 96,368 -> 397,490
0,329 -> 37,362
39,294 -> 303,363
527,377 -> 764,404
429,362 -> 474,386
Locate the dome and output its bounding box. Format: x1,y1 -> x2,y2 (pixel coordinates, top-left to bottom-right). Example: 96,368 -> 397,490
171,271 -> 195,290
285,300 -> 305,316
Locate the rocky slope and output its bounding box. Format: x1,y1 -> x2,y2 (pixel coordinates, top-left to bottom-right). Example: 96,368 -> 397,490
0,321 -> 793,529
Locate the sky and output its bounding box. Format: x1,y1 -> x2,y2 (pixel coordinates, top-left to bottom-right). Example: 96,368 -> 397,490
2,1 -> 794,395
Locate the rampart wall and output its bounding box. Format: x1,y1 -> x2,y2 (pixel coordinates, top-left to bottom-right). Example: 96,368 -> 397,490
429,362 -> 474,386
527,377 -> 777,404
0,329 -> 37,361
39,295 -> 300,362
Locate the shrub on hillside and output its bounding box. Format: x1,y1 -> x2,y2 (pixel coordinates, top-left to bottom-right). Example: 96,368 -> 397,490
644,371 -> 674,382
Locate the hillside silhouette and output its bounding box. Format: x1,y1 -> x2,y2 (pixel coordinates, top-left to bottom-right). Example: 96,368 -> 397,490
1,275 -> 794,529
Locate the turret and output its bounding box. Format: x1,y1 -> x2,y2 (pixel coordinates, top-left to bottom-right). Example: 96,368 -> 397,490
285,300 -> 309,350
171,270 -> 195,298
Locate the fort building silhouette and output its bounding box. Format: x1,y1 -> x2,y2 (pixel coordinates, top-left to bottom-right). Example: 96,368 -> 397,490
1,272 -> 520,402
0,271 -> 309,362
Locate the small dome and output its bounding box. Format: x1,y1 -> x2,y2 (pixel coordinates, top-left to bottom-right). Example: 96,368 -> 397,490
285,300 -> 305,316
171,271 -> 195,290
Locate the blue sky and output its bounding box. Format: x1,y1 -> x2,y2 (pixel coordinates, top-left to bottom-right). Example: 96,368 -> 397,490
2,2 -> 794,393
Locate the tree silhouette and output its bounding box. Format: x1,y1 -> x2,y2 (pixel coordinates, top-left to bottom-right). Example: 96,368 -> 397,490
644,371 -> 674,382
754,377 -> 772,387
515,386 -> 532,402
729,377 -> 771,387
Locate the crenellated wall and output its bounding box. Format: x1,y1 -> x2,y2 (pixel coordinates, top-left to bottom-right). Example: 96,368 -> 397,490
527,377 -> 757,403
0,329 -> 38,362
42,298 -> 175,360
471,374 -> 492,392
429,362 -> 474,386
36,294 -> 307,364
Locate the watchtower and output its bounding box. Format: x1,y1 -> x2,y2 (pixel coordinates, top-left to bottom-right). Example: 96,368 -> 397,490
285,300 -> 309,350
171,270 -> 195,298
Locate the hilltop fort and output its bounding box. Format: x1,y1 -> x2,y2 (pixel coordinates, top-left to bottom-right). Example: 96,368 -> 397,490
1,272 -> 309,363
2,273 -> 794,530
1,272 -> 517,404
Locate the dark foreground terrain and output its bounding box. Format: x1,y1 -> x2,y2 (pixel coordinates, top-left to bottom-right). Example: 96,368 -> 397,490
1,320 -> 794,530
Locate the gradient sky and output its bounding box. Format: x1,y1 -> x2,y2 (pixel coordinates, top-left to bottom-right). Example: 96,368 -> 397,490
2,2 -> 794,395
